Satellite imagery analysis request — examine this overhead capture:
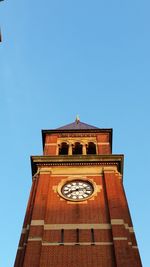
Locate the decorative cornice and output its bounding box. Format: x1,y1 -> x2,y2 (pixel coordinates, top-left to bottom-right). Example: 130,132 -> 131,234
31,154 -> 124,176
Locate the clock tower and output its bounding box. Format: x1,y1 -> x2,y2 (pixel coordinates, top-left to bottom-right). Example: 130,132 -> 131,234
14,119 -> 142,267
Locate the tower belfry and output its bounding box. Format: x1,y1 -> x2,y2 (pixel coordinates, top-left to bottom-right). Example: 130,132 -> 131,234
14,120 -> 142,267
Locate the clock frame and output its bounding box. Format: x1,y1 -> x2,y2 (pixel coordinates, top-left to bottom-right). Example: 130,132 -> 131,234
57,178 -> 96,202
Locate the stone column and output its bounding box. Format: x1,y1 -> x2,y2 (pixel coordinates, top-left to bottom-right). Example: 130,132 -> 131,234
68,143 -> 72,155
56,144 -> 60,155
82,144 -> 87,155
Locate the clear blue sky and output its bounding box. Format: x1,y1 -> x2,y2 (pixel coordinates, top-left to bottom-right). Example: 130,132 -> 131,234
0,0 -> 150,266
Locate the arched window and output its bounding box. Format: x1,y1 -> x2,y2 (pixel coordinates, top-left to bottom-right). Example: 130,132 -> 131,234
87,142 -> 96,154
59,142 -> 69,155
73,142 -> 82,155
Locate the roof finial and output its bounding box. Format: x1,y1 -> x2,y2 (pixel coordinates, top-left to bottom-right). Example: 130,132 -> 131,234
75,115 -> 80,124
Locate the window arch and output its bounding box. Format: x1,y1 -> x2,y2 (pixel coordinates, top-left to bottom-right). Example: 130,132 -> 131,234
86,142 -> 96,154
59,142 -> 69,155
73,142 -> 82,155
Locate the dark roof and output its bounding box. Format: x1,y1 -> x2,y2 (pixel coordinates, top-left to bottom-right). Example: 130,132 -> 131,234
57,120 -> 99,130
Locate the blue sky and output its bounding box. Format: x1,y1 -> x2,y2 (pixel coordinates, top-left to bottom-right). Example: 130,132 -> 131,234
0,0 -> 150,266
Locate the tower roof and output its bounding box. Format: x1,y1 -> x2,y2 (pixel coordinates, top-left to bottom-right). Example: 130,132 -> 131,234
42,118 -> 112,150
57,118 -> 98,130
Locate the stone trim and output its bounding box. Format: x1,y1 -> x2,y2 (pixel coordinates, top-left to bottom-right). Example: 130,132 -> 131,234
28,219 -> 134,234
111,219 -> 134,233
31,220 -> 44,226
111,219 -> 124,225
44,223 -> 111,230
30,221 -> 111,229
124,223 -> 134,233
39,166 -> 117,176
30,220 -> 134,232
57,137 -> 97,145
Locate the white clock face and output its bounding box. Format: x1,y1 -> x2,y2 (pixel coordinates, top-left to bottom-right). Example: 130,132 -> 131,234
61,180 -> 94,201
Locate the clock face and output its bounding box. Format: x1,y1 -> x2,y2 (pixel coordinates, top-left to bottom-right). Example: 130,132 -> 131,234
61,180 -> 94,201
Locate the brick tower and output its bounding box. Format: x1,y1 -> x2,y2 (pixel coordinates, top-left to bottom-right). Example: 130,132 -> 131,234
14,119 -> 142,267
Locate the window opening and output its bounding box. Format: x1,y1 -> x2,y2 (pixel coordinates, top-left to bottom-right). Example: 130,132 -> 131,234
59,229 -> 64,245
87,142 -> 96,154
76,228 -> 80,245
73,142 -> 82,155
59,142 -> 69,155
91,228 -> 95,245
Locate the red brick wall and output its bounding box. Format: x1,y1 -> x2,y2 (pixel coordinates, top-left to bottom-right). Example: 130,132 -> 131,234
16,173 -> 116,267
44,175 -> 107,224
96,133 -> 111,154
14,169 -> 142,267
44,134 -> 58,155
104,171 -> 142,267
39,246 -> 116,267
23,242 -> 41,267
